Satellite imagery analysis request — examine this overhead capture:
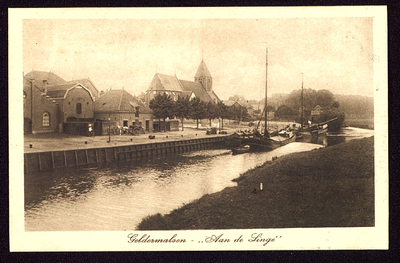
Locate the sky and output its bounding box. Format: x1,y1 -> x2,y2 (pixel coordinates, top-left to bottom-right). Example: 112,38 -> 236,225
23,17 -> 374,100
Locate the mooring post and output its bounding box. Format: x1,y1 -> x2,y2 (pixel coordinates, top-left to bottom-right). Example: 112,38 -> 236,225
85,149 -> 89,164
51,151 -> 55,169
24,153 -> 28,174
63,151 -> 67,167
95,148 -> 98,164
38,153 -> 42,172
75,150 -> 78,166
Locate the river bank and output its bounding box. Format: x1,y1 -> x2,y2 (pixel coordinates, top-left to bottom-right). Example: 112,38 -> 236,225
137,136 -> 374,230
23,121 -> 299,153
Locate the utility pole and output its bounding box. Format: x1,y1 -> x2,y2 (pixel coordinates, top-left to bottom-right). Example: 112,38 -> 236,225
301,73 -> 304,131
108,117 -> 111,143
264,47 -> 268,136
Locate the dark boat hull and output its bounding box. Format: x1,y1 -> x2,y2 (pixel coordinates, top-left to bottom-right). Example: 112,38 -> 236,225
310,127 -> 328,137
248,134 -> 296,152
232,146 -> 250,155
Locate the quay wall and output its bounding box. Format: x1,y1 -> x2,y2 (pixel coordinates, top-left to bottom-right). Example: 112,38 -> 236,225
24,137 -> 226,174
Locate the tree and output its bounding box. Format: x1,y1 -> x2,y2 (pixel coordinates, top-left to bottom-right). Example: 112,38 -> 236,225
285,88 -> 335,110
331,100 -> 340,109
189,97 -> 206,129
274,105 -> 297,120
205,101 -> 218,126
174,95 -> 190,131
230,104 -> 251,122
320,107 -> 345,132
217,101 -> 229,130
284,88 -> 335,122
149,93 -> 174,132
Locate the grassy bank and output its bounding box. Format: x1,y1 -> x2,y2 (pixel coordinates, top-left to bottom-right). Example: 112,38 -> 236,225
137,136 -> 374,230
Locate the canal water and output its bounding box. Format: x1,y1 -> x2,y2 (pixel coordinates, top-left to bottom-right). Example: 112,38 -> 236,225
24,127 -> 373,231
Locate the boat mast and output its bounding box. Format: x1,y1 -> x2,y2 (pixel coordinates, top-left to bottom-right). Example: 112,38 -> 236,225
264,47 -> 268,136
301,73 -> 304,131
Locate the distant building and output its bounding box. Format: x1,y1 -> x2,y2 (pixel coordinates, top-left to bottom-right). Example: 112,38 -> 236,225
94,89 -> 154,134
311,105 -> 323,123
223,100 -> 254,120
145,60 -> 220,104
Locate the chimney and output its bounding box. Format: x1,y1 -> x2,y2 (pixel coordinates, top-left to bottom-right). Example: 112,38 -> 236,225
43,79 -> 48,94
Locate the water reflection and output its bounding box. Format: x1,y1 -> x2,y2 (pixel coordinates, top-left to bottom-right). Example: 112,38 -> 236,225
300,127 -> 374,147
25,143 -> 320,231
25,127 -> 373,231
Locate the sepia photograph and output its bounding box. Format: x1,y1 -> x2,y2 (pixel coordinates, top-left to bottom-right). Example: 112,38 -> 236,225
9,7 -> 387,251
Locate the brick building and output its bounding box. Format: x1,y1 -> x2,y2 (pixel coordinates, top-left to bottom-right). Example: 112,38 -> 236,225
23,71 -> 98,135
94,89 -> 154,134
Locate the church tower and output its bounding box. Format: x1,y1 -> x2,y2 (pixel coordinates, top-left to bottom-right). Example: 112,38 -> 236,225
194,60 -> 212,93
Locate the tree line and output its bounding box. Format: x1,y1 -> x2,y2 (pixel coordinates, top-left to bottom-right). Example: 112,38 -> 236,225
272,89 -> 345,129
148,93 -> 252,131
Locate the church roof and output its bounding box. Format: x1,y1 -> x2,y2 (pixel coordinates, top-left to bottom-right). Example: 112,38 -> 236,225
194,60 -> 212,78
179,79 -> 219,103
94,89 -> 152,114
148,73 -> 184,92
180,91 -> 194,99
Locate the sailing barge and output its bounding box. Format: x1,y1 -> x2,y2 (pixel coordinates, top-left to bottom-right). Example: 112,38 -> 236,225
229,47 -> 296,154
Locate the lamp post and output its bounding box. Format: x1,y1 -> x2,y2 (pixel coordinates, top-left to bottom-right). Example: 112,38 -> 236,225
108,117 -> 111,143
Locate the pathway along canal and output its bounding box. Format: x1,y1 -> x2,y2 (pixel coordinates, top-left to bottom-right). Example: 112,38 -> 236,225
24,127 -> 373,231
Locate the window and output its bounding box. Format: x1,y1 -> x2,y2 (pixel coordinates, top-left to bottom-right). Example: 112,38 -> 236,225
76,103 -> 82,114
43,112 -> 50,126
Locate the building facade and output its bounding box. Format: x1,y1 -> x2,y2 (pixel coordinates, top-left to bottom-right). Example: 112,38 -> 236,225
311,105 -> 323,123
94,89 -> 154,134
23,71 -> 98,135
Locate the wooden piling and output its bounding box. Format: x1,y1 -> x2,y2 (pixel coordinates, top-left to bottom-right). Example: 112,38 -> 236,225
25,136 -> 226,174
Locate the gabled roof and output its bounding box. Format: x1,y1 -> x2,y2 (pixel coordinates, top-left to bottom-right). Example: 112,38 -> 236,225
238,100 -> 252,109
222,100 -> 252,108
46,83 -> 95,100
24,71 -> 67,86
94,89 -> 152,114
223,100 -> 237,107
148,73 -> 184,92
314,105 -> 322,109
66,78 -> 99,94
195,60 -> 212,78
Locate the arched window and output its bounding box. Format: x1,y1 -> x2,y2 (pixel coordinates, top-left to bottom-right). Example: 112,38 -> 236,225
42,112 -> 50,127
76,103 -> 82,114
